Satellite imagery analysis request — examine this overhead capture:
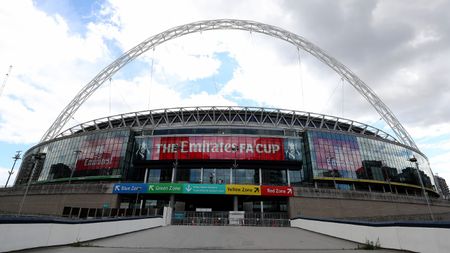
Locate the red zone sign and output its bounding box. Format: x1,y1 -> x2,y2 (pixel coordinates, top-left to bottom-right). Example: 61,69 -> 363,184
261,186 -> 294,197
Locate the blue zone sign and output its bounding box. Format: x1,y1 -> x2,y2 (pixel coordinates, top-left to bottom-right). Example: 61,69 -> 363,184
113,183 -> 147,194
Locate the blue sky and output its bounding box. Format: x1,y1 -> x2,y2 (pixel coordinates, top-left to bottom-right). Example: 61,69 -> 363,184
1,0 -> 450,186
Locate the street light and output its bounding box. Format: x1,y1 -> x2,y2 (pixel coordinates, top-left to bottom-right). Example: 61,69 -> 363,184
18,153 -> 46,215
5,151 -> 21,188
409,156 -> 434,221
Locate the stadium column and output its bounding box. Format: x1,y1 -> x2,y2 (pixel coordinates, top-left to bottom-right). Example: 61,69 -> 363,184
232,146 -> 239,211
141,167 -> 149,209
259,168 -> 263,213
169,144 -> 179,209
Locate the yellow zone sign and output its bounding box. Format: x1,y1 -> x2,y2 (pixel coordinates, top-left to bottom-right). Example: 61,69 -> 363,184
225,184 -> 261,196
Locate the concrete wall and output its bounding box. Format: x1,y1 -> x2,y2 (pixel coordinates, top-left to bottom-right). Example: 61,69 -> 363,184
291,218 -> 450,253
0,193 -> 118,216
289,196 -> 450,220
0,216 -> 164,252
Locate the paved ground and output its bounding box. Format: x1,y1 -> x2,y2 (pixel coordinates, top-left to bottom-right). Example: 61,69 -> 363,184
20,226 -> 407,253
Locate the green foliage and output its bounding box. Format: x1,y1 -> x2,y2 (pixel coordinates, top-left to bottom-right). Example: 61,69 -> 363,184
357,239 -> 381,250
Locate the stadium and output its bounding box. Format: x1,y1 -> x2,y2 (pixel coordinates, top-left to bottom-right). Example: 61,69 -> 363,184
1,20 -> 450,222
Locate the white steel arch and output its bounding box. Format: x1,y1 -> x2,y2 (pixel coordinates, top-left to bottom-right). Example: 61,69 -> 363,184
40,19 -> 418,149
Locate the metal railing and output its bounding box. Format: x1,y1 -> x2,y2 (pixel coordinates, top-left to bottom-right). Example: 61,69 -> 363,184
172,211 -> 290,227
0,183 -> 113,196
62,206 -> 163,219
294,186 -> 447,205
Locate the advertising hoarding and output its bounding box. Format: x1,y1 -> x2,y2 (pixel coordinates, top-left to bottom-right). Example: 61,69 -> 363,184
76,138 -> 123,171
135,136 -> 302,162
311,133 -> 362,173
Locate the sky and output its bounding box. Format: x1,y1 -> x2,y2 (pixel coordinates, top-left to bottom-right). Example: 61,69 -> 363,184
0,0 -> 449,187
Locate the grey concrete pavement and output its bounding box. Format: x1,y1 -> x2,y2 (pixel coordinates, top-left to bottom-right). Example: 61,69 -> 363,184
19,225 -> 407,252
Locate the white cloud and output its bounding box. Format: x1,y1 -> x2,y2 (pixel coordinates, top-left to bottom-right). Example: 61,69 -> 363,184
0,166 -> 16,188
0,0 -> 449,185
429,151 -> 450,185
0,1 -> 112,143
408,123 -> 450,141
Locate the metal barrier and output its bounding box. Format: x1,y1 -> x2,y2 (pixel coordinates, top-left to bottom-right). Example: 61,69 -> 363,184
171,211 -> 290,227
62,206 -> 163,219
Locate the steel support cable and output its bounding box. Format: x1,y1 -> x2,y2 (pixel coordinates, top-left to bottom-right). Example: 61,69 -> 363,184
40,19 -> 418,151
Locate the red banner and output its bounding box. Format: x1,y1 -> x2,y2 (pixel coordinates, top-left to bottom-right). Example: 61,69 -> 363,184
136,136 -> 286,161
261,186 -> 294,196
76,138 -> 122,170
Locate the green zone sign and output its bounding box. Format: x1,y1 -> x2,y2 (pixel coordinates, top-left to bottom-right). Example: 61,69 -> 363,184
147,183 -> 183,194
183,184 -> 225,194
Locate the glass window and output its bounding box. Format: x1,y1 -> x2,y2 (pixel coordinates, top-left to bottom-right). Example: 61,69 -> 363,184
288,169 -> 302,185
262,169 -> 287,185
233,168 -> 259,185
203,168 -> 230,184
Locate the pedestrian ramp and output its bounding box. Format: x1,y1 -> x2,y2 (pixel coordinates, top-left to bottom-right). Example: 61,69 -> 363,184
85,225 -> 388,251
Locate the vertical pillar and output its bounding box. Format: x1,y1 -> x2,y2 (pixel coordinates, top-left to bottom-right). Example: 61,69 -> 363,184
144,168 -> 149,183
230,167 -> 233,184
233,196 -> 238,211
259,168 -> 263,185
169,145 -> 178,210
287,169 -> 291,186
200,167 -> 204,183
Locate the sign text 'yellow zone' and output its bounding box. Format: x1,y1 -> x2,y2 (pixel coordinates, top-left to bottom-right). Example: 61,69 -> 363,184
225,184 -> 261,196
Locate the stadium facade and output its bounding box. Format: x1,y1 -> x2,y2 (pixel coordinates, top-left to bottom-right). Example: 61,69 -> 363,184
9,106 -> 440,217
2,19 -> 450,220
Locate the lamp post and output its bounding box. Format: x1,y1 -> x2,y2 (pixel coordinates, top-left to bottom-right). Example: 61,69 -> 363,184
68,150 -> 82,184
18,153 -> 45,215
5,151 -> 21,188
409,156 -> 434,221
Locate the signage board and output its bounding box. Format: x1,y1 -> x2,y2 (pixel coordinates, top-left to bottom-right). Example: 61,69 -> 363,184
113,183 -> 295,197
135,136 -> 303,162
112,183 -> 147,194
183,184 -> 226,194
261,186 -> 293,196
226,184 -> 261,196
147,183 -> 183,194
77,137 -> 123,170
229,211 -> 245,225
